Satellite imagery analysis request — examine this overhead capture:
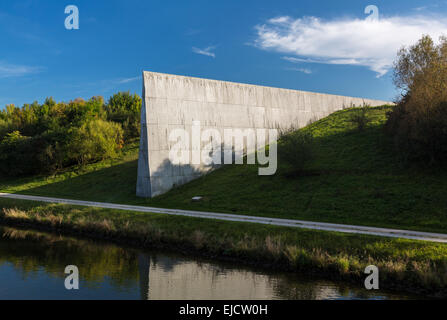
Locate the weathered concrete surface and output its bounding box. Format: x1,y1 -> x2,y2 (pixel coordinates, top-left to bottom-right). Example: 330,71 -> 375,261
137,71 -> 391,198
1,193 -> 446,243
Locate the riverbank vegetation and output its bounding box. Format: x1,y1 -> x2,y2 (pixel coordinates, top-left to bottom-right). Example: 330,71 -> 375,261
0,225 -> 140,290
0,198 -> 446,297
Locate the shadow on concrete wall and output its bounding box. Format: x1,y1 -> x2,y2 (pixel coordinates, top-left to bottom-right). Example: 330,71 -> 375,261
146,139 -> 261,197
148,158 -> 219,196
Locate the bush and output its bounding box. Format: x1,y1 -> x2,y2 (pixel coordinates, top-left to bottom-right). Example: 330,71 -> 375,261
386,35 -> 447,164
0,131 -> 39,176
279,131 -> 314,174
67,119 -> 124,166
386,100 -> 447,163
0,118 -> 11,139
0,130 -> 71,177
349,104 -> 371,131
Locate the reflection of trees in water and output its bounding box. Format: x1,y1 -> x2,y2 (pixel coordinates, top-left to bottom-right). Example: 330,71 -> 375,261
138,254 -> 150,300
268,274 -> 390,300
268,275 -> 340,300
0,227 -> 404,300
145,254 -> 381,300
145,254 -> 354,300
0,227 -> 140,290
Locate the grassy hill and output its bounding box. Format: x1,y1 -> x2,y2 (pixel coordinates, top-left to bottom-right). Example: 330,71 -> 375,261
2,105 -> 447,233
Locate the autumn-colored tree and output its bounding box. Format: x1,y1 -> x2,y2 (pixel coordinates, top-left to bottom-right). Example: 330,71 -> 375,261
387,35 -> 447,164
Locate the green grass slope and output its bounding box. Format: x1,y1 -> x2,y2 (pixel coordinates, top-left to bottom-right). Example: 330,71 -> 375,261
2,106 -> 447,233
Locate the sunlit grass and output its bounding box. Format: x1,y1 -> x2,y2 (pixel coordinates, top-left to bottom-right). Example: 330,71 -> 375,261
1,106 -> 447,233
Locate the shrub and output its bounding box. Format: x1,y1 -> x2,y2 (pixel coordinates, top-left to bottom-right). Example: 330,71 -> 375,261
279,131 -> 314,174
349,103 -> 371,131
0,118 -> 11,139
35,129 -> 72,172
0,131 -> 38,176
386,35 -> 447,164
67,119 -> 124,166
386,100 -> 447,163
0,130 -> 71,176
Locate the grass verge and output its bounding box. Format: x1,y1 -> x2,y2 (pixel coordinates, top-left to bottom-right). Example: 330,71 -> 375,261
1,197 -> 447,297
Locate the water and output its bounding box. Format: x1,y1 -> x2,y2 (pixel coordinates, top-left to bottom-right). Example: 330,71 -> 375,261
0,226 -> 416,300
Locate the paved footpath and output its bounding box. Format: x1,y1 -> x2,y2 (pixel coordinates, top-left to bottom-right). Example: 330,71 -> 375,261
1,192 -> 447,243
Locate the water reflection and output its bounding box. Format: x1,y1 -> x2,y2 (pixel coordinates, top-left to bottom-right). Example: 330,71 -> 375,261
0,226 -> 414,300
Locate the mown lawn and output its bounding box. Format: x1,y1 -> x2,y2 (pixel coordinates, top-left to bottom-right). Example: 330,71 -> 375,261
1,106 -> 447,233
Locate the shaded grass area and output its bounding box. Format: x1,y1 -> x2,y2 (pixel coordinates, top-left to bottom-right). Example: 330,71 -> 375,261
1,106 -> 447,233
0,198 -> 446,297
0,140 -> 141,204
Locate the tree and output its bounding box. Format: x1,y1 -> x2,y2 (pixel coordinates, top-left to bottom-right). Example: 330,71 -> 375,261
107,92 -> 141,115
387,35 -> 447,164
67,119 -> 124,166
106,92 -> 142,139
394,35 -> 447,106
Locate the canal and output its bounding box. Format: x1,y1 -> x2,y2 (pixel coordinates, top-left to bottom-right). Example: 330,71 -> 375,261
0,226 -> 417,300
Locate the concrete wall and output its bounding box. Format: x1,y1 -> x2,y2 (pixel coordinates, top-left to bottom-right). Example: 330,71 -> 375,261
137,71 -> 391,198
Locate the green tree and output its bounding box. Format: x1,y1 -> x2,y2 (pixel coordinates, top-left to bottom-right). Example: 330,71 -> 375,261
67,119 -> 124,166
106,92 -> 142,139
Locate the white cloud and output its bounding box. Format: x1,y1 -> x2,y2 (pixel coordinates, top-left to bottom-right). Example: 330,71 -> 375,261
254,15 -> 447,77
414,6 -> 428,11
413,4 -> 440,12
118,76 -> 140,84
192,46 -> 216,58
185,28 -> 201,36
286,67 -> 312,74
0,62 -> 43,78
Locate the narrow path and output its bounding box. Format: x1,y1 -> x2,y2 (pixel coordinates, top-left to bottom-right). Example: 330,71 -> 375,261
1,192 -> 447,243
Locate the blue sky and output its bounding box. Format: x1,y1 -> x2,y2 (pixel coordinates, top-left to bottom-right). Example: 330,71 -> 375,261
1,0 -> 447,108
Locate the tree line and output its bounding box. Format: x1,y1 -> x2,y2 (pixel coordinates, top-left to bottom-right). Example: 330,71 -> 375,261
0,92 -> 142,177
